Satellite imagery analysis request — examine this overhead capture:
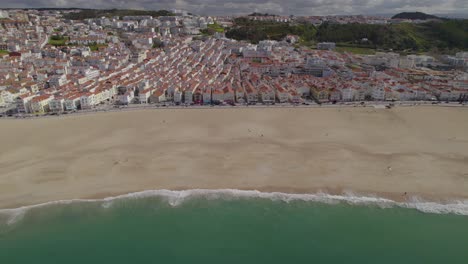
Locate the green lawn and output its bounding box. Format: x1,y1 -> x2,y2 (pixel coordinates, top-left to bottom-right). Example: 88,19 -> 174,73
297,39 -> 317,49
0,50 -> 9,55
48,36 -> 69,46
207,23 -> 225,33
335,46 -> 376,55
88,43 -> 108,51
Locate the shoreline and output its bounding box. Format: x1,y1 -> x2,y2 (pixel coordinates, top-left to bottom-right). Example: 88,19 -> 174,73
1,107 -> 467,210
2,185 -> 467,211
1,189 -> 468,218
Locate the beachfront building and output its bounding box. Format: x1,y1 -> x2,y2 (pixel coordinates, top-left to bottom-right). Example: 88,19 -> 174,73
413,88 -> 431,100
275,84 -> 289,103
203,88 -> 212,104
296,84 -> 311,97
211,88 -> 224,103
173,89 -> 182,104
258,83 -> 275,104
49,97 -> 65,112
117,92 -> 134,105
139,88 -> 153,104
243,81 -> 258,104
439,89 -> 463,101
149,90 -> 163,104
289,89 -> 301,104
372,85 -> 386,101
184,89 -> 193,104
234,85 -> 245,104
16,94 -> 35,113
80,93 -> 96,109
222,83 -> 235,103
329,88 -> 342,102
30,94 -> 54,114
342,87 -> 357,101
193,88 -> 203,104
312,86 -> 329,102
64,94 -> 81,111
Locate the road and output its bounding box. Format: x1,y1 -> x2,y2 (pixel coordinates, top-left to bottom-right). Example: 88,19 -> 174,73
1,101 -> 466,120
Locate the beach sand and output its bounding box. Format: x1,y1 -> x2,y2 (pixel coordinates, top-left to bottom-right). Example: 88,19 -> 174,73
0,106 -> 467,208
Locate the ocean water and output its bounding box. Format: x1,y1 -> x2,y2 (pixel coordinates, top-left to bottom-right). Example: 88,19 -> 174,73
1,190 -> 468,264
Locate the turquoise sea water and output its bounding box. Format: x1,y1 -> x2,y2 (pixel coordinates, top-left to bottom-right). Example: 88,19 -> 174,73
1,191 -> 468,264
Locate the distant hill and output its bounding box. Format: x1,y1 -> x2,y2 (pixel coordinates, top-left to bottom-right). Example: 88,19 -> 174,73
63,9 -> 174,20
226,17 -> 468,52
248,13 -> 278,17
392,12 -> 439,20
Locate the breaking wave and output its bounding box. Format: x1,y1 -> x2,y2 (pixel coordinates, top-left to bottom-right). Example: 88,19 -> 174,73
1,189 -> 468,225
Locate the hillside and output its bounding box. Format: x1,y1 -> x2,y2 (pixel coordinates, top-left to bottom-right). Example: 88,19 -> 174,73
225,18 -> 468,52
225,17 -> 316,44
316,20 -> 467,51
63,9 -> 174,20
392,12 -> 439,20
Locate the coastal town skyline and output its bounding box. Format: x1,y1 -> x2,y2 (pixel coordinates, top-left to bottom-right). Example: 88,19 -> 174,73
0,8 -> 467,117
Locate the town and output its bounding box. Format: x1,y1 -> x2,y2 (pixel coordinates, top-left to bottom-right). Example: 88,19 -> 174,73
0,9 -> 467,117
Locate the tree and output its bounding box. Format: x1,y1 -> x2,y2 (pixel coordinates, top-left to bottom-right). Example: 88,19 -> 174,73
152,38 -> 164,49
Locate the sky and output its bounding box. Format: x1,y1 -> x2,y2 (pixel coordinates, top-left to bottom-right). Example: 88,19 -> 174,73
1,0 -> 467,17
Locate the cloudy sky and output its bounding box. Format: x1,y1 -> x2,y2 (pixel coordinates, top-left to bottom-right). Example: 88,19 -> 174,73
2,0 -> 467,16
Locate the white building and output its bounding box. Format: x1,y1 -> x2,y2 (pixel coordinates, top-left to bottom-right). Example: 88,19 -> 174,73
317,42 -> 336,50
80,93 -> 95,109
184,89 -> 193,104
30,94 -> 54,113
85,68 -> 100,80
258,84 -> 275,103
48,74 -> 67,88
342,87 -> 357,101
274,84 -> 289,103
49,98 -> 65,112
16,94 -> 35,113
139,88 -> 152,104
64,94 -> 81,111
117,92 -> 134,104
174,89 -> 182,104
234,87 -> 244,103
372,85 -> 386,101
0,10 -> 9,19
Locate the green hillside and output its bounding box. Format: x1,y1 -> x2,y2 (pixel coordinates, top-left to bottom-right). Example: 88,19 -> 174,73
225,17 -> 316,44
392,12 -> 440,20
226,18 -> 468,53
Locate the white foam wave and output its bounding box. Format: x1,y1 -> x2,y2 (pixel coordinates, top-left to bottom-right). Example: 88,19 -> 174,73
0,189 -> 467,225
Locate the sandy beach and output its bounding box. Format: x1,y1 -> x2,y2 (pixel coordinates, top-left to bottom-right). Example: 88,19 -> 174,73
0,106 -> 467,208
